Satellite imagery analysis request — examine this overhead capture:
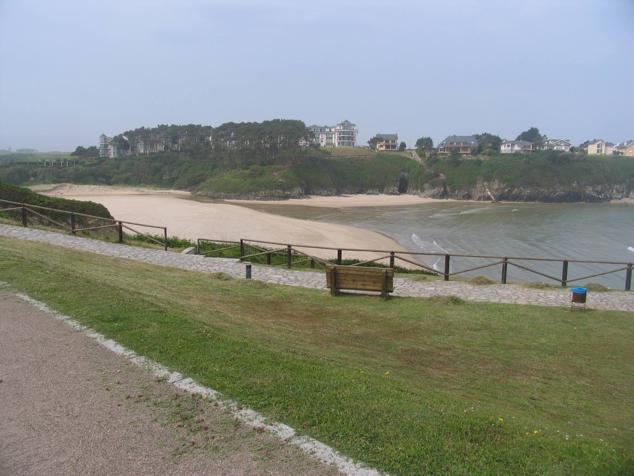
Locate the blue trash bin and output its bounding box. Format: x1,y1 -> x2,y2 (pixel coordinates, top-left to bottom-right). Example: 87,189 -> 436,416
571,287 -> 587,309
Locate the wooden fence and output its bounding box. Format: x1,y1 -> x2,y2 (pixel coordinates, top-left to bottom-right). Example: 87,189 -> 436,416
0,198 -> 169,250
197,237 -> 633,291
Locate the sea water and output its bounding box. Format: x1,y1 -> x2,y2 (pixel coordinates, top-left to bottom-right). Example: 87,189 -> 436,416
309,201 -> 634,289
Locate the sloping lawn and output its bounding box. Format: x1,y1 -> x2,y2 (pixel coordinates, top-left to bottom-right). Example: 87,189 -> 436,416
1,236 -> 632,474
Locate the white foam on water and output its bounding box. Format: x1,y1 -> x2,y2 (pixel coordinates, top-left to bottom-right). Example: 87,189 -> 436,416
410,234 -> 446,271
628,246 -> 634,254
15,293 -> 384,476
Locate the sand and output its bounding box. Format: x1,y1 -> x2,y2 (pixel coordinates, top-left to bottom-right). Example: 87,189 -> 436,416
227,194 -> 453,208
36,184 -> 409,260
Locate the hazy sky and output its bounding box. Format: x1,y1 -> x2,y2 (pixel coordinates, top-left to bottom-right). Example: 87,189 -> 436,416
1,0 -> 633,151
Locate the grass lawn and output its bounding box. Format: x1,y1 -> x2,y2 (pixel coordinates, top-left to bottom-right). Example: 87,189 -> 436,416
0,236 -> 632,474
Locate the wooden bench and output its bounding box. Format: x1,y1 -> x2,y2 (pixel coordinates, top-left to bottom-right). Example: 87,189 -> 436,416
325,265 -> 394,299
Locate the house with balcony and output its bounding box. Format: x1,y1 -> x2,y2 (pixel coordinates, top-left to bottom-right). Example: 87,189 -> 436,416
614,140 -> 634,157
543,138 -> 571,152
500,140 -> 534,154
438,135 -> 478,155
585,139 -> 614,156
371,133 -> 398,151
308,120 -> 358,148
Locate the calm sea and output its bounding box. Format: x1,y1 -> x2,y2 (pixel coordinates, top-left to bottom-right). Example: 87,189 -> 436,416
255,201 -> 634,289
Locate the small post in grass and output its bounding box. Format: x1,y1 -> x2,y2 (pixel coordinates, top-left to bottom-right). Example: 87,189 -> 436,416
561,260 -> 569,287
239,239 -> 244,260
266,251 -> 272,265
117,221 -> 123,243
626,263 -> 632,292
21,206 -> 28,227
70,213 -> 76,234
389,251 -> 395,269
163,227 -> 168,251
444,254 -> 450,281
337,249 -> 342,265
287,245 -> 292,268
245,263 -> 252,280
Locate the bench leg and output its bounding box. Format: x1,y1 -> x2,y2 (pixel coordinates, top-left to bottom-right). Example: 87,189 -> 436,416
381,270 -> 389,300
330,267 -> 338,297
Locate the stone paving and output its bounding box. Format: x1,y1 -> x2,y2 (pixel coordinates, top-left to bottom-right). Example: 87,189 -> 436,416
1,223 -> 632,312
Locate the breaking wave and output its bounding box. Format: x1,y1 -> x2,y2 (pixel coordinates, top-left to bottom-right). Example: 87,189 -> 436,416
411,233 -> 447,271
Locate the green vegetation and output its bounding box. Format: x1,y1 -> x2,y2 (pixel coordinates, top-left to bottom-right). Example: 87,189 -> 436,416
0,182 -> 112,218
71,146 -> 99,159
426,151 -> 634,192
0,119 -> 632,200
1,237 -> 633,474
0,150 -> 71,165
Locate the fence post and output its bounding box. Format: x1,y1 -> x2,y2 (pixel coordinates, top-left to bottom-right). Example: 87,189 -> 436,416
163,227 -> 168,251
310,257 -> 315,269
70,213 -> 76,234
21,206 -> 28,227
389,251 -> 395,269
287,245 -> 292,269
239,239 -> 244,260
337,249 -> 342,265
626,264 -> 632,292
117,221 -> 123,243
266,252 -> 272,265
196,239 -> 200,255
561,260 -> 568,287
444,254 -> 450,281
501,257 -> 508,284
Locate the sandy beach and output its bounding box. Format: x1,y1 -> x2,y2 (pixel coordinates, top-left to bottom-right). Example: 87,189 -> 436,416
35,184 -> 409,260
227,194 -> 453,208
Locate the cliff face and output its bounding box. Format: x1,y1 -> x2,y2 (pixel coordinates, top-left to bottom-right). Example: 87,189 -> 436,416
419,180 -> 633,203
195,180 -> 633,202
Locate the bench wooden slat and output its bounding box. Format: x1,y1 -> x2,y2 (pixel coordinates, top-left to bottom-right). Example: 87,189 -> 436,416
325,266 -> 394,298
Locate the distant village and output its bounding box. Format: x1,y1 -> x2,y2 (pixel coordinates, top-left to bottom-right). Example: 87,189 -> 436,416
96,120 -> 634,158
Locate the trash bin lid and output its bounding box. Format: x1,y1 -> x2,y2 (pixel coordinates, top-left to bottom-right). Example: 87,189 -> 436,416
571,287 -> 587,294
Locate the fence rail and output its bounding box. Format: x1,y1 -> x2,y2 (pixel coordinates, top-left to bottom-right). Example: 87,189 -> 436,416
197,237 -> 633,291
0,198 -> 169,250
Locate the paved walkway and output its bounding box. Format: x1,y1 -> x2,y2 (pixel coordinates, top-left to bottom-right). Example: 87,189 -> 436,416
1,224 -> 632,312
0,290 -> 340,476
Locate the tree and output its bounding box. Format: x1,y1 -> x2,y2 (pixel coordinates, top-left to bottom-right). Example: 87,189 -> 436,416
70,145 -> 99,159
398,141 -> 407,151
474,133 -> 502,155
516,127 -> 544,147
415,137 -> 433,150
368,136 -> 380,150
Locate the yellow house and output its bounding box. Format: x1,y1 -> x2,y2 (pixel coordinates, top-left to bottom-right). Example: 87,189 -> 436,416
585,139 -> 614,156
615,140 -> 634,157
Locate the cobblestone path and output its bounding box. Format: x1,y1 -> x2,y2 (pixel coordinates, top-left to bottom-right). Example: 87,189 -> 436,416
1,224 -> 632,312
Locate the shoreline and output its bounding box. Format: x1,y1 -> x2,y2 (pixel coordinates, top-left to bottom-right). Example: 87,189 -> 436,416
34,184 -> 411,261
225,194 -> 462,208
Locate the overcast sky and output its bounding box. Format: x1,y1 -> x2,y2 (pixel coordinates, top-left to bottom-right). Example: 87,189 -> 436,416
1,0 -> 633,151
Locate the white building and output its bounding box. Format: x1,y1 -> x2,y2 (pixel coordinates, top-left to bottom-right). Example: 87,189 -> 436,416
500,140 -> 534,154
543,138 -> 572,152
308,120 -> 358,148
98,134 -> 114,158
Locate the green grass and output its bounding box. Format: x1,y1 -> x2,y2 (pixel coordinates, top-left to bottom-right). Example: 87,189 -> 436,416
1,237 -> 632,474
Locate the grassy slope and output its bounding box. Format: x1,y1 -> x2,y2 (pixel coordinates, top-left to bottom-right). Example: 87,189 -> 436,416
0,182 -> 112,218
0,237 -> 632,474
432,154 -> 634,190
